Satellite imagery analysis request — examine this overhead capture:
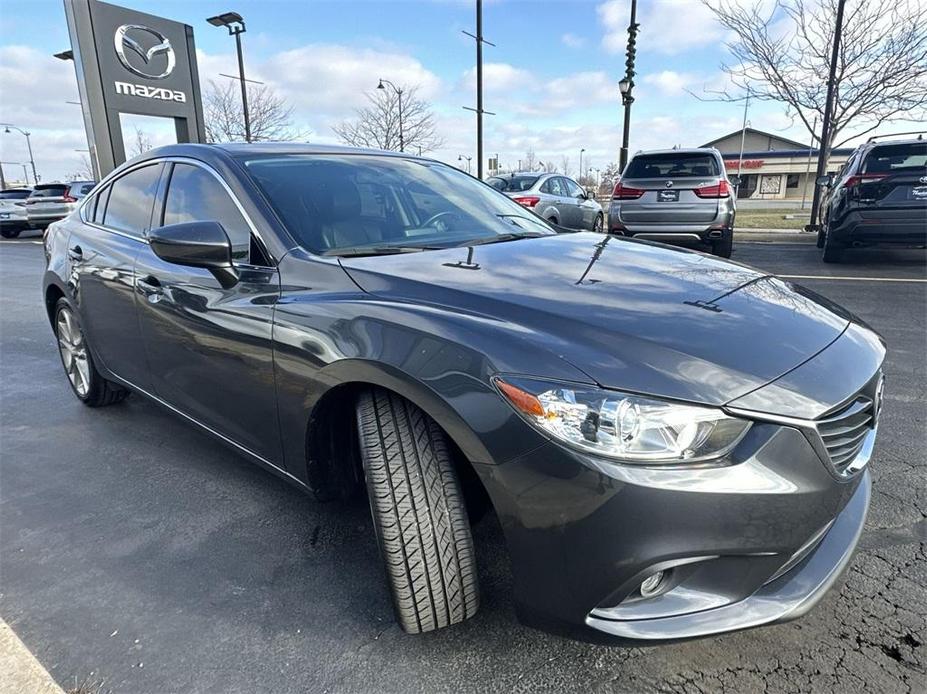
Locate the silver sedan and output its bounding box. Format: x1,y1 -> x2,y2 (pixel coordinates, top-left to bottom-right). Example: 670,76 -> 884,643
487,172 -> 604,232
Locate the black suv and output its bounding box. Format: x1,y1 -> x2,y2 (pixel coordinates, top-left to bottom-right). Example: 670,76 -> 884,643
817,136 -> 927,262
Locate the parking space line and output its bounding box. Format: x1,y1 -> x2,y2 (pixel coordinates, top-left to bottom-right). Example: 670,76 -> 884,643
0,618 -> 65,694
780,274 -> 927,283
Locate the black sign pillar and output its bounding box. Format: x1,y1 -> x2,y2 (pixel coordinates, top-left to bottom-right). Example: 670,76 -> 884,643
63,0 -> 206,178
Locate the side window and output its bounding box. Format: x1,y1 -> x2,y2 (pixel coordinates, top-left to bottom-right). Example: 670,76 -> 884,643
101,165 -> 162,236
163,164 -> 253,262
564,178 -> 584,197
553,177 -> 570,197
539,178 -> 551,194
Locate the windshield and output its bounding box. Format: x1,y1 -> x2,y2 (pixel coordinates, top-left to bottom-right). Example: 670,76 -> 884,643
242,154 -> 554,255
486,175 -> 540,192
625,153 -> 720,178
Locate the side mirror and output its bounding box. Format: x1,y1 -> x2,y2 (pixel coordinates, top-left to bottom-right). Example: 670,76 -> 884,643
148,221 -> 239,288
816,174 -> 832,187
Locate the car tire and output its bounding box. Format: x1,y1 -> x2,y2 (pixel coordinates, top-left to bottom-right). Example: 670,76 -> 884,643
816,224 -> 826,249
711,230 -> 734,258
593,213 -> 604,233
1,228 -> 21,239
54,298 -> 129,407
356,388 -> 480,634
821,233 -> 844,263
547,216 -> 559,226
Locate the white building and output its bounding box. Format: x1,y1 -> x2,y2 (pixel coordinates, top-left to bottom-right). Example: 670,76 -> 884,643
701,128 -> 853,201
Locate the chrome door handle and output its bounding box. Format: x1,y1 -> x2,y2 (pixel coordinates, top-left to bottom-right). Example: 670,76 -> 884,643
67,246 -> 82,261
136,275 -> 162,294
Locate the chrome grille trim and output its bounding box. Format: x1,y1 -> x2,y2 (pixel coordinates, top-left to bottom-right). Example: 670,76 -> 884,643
725,370 -> 883,479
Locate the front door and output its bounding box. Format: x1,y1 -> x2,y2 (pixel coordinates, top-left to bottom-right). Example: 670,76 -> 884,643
134,161 -> 283,464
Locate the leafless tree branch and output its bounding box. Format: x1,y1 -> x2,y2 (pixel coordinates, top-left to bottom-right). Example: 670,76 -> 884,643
204,79 -> 310,143
332,85 -> 444,154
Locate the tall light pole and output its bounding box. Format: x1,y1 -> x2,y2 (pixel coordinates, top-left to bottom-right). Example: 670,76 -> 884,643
376,79 -> 404,151
207,12 -> 251,143
579,148 -> 585,181
808,0 -> 847,233
1,125 -> 38,184
463,0 -> 495,178
618,0 -> 639,173
458,154 -> 472,174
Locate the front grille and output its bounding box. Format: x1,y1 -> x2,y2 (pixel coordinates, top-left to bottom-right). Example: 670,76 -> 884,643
815,374 -> 882,475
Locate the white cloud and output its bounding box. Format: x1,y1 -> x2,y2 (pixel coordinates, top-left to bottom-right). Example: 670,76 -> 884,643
561,33 -> 586,49
459,62 -> 532,94
642,70 -> 701,96
598,0 -> 725,55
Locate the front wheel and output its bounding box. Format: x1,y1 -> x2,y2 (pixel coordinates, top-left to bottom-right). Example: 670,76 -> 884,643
356,388 -> 480,634
1,227 -> 21,239
593,213 -> 604,233
54,299 -> 129,407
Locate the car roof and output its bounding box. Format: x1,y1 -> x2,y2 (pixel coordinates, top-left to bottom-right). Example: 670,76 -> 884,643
632,148 -> 721,156
490,171 -> 552,178
863,137 -> 925,149
139,142 -> 427,161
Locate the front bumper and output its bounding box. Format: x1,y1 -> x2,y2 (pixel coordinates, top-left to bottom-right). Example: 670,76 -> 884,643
474,419 -> 870,643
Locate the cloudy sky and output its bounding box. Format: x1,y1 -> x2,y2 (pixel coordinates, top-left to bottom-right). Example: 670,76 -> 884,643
0,0 -> 920,183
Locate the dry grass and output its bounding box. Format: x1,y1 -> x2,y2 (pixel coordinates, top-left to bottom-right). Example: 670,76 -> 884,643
737,208 -> 811,229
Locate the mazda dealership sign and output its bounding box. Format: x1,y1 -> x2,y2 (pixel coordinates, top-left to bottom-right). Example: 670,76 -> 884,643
63,0 -> 205,177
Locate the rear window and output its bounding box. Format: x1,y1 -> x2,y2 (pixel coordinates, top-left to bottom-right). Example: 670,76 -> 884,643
487,175 -> 539,192
862,143 -> 927,174
625,153 -> 720,178
74,183 -> 96,196
0,190 -> 31,200
29,185 -> 68,198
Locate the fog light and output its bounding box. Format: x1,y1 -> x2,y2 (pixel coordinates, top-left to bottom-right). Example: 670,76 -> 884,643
639,571 -> 665,597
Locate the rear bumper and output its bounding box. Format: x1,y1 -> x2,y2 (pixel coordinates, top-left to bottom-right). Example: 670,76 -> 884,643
830,208 -> 927,246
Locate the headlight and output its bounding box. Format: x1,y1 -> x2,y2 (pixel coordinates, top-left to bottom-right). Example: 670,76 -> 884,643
495,376 -> 751,464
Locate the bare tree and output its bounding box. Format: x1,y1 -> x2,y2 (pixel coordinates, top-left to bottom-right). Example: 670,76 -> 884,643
333,85 -> 443,154
129,126 -> 153,158
700,0 -> 927,156
559,155 -> 572,177
523,149 -> 538,171
65,153 -> 94,181
204,79 -> 308,143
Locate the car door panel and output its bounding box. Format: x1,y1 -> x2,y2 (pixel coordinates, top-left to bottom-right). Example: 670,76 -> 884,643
134,161 -> 283,465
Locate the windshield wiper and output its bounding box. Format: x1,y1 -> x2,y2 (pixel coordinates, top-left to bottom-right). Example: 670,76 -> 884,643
459,231 -> 544,247
324,244 -> 447,258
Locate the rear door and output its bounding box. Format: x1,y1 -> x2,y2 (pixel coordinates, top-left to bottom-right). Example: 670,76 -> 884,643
618,152 -> 722,225
68,163 -> 164,391
134,161 -> 282,463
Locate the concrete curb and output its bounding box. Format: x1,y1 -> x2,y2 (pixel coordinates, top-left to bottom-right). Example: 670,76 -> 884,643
737,229 -> 816,243
0,619 -> 65,694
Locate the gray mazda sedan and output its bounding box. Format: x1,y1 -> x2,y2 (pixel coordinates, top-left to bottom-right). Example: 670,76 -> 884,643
43,143 -> 884,643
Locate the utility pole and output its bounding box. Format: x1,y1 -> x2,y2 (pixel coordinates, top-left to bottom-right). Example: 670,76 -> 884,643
807,0 -> 846,232
618,0 -> 639,172
801,116 -> 818,210
463,0 -> 495,179
735,90 -> 750,197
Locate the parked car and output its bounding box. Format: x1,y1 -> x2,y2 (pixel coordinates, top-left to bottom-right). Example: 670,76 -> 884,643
487,172 -> 604,232
26,180 -> 96,230
44,143 -> 883,643
816,136 -> 927,262
608,148 -> 736,257
0,187 -> 32,238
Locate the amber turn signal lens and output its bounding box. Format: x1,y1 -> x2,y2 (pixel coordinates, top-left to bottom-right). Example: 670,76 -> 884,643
497,379 -> 545,417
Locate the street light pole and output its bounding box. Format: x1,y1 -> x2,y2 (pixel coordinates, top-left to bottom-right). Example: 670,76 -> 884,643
2,125 -> 38,184
808,0 -> 846,232
579,148 -> 585,181
377,79 -> 404,151
618,0 -> 639,173
207,12 -> 251,143
458,155 -> 472,174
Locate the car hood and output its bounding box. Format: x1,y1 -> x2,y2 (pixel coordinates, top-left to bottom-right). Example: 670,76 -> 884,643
339,233 -> 851,405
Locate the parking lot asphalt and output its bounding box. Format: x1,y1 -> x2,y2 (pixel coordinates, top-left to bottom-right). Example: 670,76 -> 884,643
1,234 -> 924,694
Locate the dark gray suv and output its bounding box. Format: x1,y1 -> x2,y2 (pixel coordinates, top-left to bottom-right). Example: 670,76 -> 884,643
43,143 -> 883,643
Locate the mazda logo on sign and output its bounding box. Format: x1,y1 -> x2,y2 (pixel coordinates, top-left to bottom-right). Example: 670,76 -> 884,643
114,24 -> 175,80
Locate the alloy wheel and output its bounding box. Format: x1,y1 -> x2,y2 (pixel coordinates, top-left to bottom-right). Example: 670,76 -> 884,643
56,307 -> 90,397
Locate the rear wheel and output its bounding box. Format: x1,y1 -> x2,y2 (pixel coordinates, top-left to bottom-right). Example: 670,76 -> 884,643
54,299 -> 129,407
816,224 -> 827,248
821,232 -> 844,263
356,388 -> 480,634
711,229 -> 733,258
547,216 -> 559,226
593,213 -> 604,233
